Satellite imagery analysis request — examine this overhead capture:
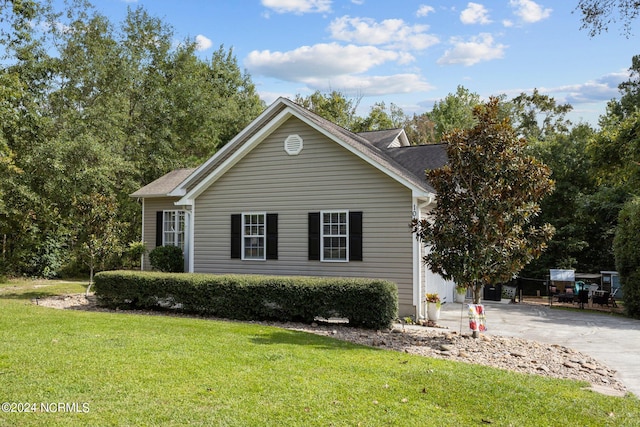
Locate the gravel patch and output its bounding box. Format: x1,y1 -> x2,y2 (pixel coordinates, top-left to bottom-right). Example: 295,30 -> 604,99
34,294 -> 627,396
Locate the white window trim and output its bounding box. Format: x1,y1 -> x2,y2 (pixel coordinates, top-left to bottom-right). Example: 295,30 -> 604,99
320,210 -> 349,263
163,210 -> 185,251
241,212 -> 267,261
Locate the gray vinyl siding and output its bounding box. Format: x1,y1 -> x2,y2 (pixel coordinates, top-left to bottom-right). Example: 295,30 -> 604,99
193,116 -> 416,313
141,197 -> 182,271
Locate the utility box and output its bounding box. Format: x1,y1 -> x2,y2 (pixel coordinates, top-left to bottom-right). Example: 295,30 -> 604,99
483,284 -> 502,301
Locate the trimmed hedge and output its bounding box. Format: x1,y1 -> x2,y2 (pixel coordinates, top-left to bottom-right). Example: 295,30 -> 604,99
93,271 -> 398,330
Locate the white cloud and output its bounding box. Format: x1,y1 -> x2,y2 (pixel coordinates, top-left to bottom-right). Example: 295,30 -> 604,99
245,43 -> 411,81
437,33 -> 506,66
302,74 -> 434,96
460,2 -> 492,25
416,5 -> 435,17
329,16 -> 439,51
553,71 -> 629,104
261,0 -> 332,14
509,0 -> 551,23
257,90 -> 293,106
500,71 -> 628,107
195,34 -> 212,51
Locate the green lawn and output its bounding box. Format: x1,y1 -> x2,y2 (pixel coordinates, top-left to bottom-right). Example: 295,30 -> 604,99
1,280 -> 639,426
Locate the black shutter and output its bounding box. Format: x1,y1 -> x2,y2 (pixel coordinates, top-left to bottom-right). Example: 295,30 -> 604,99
266,213 -> 278,260
349,211 -> 363,261
230,214 -> 241,259
156,211 -> 163,247
308,212 -> 320,260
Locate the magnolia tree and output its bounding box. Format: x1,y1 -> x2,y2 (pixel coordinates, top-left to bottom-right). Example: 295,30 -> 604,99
412,98 -> 555,337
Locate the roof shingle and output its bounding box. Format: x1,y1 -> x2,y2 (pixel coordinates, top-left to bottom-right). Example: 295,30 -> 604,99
130,168 -> 197,198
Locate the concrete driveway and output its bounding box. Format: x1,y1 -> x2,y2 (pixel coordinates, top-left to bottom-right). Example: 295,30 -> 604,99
437,301 -> 640,397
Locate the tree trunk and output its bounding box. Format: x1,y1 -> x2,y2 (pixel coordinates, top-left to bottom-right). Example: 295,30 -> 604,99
86,266 -> 94,297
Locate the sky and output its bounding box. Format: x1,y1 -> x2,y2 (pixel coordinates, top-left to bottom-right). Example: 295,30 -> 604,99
85,0 -> 638,126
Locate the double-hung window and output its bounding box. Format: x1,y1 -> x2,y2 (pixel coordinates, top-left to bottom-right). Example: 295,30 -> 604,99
163,210 -> 185,250
322,211 -> 348,261
231,213 -> 278,260
309,211 -> 362,262
242,213 -> 266,260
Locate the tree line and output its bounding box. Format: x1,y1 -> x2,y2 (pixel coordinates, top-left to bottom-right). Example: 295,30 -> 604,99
0,0 -> 266,277
1,1 -> 639,315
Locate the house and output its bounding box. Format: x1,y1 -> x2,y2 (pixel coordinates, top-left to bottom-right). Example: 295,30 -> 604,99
131,97 -> 454,318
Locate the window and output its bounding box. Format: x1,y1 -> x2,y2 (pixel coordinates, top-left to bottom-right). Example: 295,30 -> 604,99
163,210 -> 185,250
322,211 -> 348,261
243,213 -> 265,260
309,211 -> 362,262
231,213 -> 278,260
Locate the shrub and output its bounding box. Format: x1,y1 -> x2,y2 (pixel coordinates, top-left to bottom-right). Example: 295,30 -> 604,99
124,242 -> 146,269
149,246 -> 184,273
614,197 -> 640,318
94,271 -> 398,329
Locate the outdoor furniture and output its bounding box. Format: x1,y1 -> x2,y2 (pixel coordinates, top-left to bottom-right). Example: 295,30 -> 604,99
593,290 -> 610,307
586,283 -> 599,298
557,288 -> 574,303
609,288 -> 619,308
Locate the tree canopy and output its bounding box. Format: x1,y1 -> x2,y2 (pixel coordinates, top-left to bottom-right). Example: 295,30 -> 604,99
0,0 -> 264,277
577,0 -> 640,36
1,0 -> 639,309
614,197 -> 640,317
412,98 -> 555,332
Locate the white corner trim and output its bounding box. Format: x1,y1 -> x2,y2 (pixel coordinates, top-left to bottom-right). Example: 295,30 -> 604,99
188,202 -> 195,273
140,198 -> 145,271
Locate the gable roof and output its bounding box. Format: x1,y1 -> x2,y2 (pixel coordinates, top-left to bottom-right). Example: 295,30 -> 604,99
132,97 -> 448,203
130,168 -> 197,198
358,128 -> 409,149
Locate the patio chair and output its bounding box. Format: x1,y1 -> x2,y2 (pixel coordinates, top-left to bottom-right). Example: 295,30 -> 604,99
609,288 -> 619,308
586,283 -> 599,298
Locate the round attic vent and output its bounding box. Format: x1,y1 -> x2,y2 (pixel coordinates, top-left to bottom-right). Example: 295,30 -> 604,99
284,134 -> 303,155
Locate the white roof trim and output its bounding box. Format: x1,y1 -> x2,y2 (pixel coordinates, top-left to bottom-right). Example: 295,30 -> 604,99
178,108 -> 293,204
178,98 -> 433,204
169,99 -> 288,197
293,118 -> 431,196
397,130 -> 410,147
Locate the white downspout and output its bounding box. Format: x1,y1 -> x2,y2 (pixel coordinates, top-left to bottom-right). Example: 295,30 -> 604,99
412,198 -> 421,319
140,198 -> 145,271
188,201 -> 195,273
413,196 -> 434,320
